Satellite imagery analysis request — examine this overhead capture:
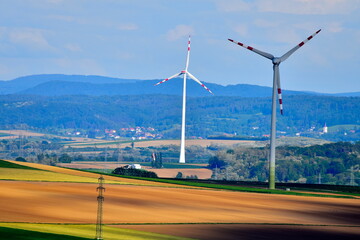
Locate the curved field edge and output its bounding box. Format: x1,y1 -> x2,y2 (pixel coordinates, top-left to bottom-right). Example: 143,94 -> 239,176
0,168 -> 130,184
0,159 -> 41,170
3,159 -> 359,197
0,223 -> 194,240
0,160 -> 182,187
103,174 -> 359,199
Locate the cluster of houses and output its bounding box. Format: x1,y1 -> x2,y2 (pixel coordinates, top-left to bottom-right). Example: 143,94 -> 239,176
65,127 -> 162,140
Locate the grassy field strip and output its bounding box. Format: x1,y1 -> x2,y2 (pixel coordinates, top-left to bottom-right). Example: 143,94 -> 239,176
0,226 -> 91,240
0,160 -> 204,188
110,175 -> 359,199
0,168 -> 131,184
0,159 -> 41,170
3,160 -> 187,187
68,140 -> 136,147
0,223 -> 194,240
0,168 -> 186,187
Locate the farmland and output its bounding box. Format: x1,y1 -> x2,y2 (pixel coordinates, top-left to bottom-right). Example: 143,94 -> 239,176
0,160 -> 359,239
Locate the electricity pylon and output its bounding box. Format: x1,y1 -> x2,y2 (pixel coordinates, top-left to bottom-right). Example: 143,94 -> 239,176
95,175 -> 105,240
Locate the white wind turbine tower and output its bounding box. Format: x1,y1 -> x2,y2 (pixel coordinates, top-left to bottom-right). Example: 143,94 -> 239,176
228,29 -> 321,189
155,36 -> 213,163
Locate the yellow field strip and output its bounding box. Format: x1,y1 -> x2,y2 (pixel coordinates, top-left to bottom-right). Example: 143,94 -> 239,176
1,160 -> 196,187
0,223 -> 193,240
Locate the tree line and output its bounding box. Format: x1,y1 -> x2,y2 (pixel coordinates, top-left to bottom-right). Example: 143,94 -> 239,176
208,141 -> 360,185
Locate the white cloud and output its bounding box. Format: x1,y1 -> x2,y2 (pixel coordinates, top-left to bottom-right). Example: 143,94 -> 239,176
256,0 -> 360,15
8,28 -> 53,50
295,21 -> 342,34
233,24 -> 248,37
166,25 -> 194,41
254,19 -> 280,28
268,28 -> 303,45
65,43 -> 82,52
326,22 -> 343,33
214,0 -> 251,12
117,23 -> 138,31
47,15 -> 75,22
46,0 -> 64,4
215,0 -> 360,15
54,58 -> 106,75
0,64 -> 10,75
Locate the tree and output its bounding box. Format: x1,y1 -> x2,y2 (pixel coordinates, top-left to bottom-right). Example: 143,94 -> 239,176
208,156 -> 226,169
58,153 -> 72,163
15,157 -> 27,162
175,172 -> 183,179
112,168 -> 158,178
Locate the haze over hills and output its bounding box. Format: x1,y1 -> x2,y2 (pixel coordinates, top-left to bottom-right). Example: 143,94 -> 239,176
1,74 -> 359,97
0,74 -> 359,142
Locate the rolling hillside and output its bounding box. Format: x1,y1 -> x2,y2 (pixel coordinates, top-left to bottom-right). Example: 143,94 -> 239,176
0,94 -> 359,141
0,160 -> 359,239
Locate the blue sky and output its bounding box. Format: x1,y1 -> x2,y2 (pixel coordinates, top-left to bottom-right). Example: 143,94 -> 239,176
0,0 -> 359,93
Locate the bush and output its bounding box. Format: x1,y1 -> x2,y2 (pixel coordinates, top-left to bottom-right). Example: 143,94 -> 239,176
112,168 -> 158,178
15,157 -> 27,162
175,172 -> 183,179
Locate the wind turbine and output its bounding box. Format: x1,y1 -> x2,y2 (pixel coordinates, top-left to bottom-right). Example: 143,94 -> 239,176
155,36 -> 213,163
228,29 -> 321,189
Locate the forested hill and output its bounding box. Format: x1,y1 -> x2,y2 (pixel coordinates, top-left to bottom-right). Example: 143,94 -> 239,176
19,79 -> 310,97
1,74 -> 359,97
0,94 -> 359,141
210,141 -> 360,185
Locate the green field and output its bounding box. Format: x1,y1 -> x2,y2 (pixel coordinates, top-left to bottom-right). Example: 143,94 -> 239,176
0,226 -> 90,240
104,173 -> 359,199
0,160 -> 128,184
0,223 -> 193,240
0,159 -> 41,170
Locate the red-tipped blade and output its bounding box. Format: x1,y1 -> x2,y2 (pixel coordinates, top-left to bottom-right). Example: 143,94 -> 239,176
187,71 -> 214,94
154,72 -> 183,86
280,29 -> 321,62
228,39 -> 274,60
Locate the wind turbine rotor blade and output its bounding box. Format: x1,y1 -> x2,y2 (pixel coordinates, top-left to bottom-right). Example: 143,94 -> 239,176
228,39 -> 274,60
187,71 -> 214,94
280,29 -> 321,62
274,65 -> 283,115
185,35 -> 191,71
154,72 -> 183,86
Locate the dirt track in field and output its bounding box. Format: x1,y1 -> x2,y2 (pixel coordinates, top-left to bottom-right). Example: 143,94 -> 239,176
1,180 -> 359,226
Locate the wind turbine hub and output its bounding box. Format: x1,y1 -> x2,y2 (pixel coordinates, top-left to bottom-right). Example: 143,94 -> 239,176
272,57 -> 281,65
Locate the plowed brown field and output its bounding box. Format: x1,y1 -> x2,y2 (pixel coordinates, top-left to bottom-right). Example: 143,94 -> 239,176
1,181 -> 359,226
1,160 -> 359,239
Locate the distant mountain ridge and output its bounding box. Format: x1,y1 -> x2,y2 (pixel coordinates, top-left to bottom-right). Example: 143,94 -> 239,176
1,74 -> 359,97
0,74 -> 139,94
